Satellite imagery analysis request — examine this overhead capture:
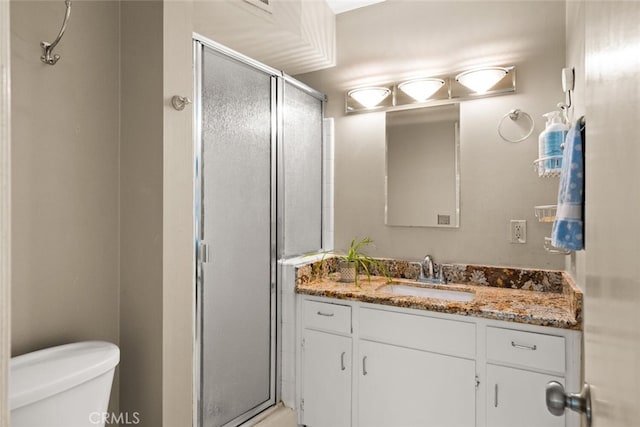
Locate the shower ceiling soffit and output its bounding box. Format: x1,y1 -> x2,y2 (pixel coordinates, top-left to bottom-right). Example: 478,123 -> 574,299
193,0 -> 336,75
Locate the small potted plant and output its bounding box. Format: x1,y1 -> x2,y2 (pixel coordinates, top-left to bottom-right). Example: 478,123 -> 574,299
330,237 -> 389,285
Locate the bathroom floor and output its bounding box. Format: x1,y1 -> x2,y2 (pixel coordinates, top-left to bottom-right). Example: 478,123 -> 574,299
252,405 -> 296,427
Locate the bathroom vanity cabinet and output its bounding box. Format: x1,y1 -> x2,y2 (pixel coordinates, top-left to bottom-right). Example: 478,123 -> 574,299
297,296 -> 581,427
485,327 -> 567,427
356,307 -> 476,427
486,364 -> 564,427
357,339 -> 475,427
300,301 -> 352,427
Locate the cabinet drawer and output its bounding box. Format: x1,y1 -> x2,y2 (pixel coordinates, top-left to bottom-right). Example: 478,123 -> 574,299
486,327 -> 565,373
303,300 -> 352,335
359,308 -> 476,359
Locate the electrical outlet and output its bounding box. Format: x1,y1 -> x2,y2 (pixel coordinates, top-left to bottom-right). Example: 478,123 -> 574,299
510,220 -> 527,244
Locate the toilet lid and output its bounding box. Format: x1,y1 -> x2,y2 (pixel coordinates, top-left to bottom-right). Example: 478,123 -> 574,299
9,341 -> 119,410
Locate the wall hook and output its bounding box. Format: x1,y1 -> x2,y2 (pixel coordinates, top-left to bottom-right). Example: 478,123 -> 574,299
172,95 -> 192,111
41,0 -> 72,65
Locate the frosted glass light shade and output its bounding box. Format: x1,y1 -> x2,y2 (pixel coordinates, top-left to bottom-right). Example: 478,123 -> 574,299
348,87 -> 391,108
455,67 -> 508,94
398,78 -> 445,102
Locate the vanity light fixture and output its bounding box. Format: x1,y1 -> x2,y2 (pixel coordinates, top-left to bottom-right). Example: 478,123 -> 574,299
397,78 -> 445,102
347,87 -> 391,108
455,67 -> 509,94
345,65 -> 515,114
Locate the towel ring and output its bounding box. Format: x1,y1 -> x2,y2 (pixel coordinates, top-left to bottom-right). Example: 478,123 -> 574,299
498,109 -> 534,143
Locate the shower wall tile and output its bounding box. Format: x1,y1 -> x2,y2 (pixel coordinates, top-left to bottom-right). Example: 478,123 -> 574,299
281,380 -> 296,409
279,256 -> 324,413
281,348 -> 296,383
322,118 -> 335,251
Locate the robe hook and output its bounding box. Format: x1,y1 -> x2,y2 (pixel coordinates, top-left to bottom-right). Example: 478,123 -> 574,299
172,95 -> 192,111
41,0 -> 72,65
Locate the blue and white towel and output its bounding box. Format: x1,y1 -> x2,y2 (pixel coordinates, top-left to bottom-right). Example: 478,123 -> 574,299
551,120 -> 584,250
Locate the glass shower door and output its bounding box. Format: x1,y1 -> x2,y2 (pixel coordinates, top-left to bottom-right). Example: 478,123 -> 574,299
197,43 -> 276,427
282,81 -> 324,256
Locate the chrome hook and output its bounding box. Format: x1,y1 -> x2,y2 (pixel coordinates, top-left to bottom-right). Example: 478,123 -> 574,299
41,0 -> 72,65
171,95 -> 192,111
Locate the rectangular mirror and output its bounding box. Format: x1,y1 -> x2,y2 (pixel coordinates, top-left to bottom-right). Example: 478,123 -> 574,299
385,103 -> 460,228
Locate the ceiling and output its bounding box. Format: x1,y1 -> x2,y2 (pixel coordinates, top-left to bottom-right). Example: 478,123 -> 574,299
193,0 -> 337,75
297,1 -> 565,90
325,0 -> 386,15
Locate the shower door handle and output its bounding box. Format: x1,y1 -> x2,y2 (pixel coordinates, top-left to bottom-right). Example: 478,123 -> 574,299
199,242 -> 210,263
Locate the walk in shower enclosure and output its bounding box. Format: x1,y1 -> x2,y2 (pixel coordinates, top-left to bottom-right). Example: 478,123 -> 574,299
194,36 -> 324,427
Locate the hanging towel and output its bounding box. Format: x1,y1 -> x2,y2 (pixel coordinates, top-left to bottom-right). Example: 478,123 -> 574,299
551,119 -> 585,250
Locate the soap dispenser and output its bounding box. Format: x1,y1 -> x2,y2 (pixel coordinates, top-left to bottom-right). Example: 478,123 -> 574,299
538,111 -> 569,176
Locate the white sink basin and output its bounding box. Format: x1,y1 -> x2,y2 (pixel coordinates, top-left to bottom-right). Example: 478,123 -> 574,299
379,284 -> 475,302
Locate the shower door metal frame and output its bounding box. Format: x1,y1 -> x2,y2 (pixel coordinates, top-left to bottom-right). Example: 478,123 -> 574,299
193,33 -> 326,427
193,34 -> 279,427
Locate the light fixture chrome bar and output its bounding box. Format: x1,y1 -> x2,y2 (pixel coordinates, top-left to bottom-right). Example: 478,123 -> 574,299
346,65 -> 516,114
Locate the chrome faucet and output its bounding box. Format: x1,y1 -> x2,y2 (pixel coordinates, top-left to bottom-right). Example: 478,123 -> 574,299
422,255 -> 435,281
416,254 -> 445,284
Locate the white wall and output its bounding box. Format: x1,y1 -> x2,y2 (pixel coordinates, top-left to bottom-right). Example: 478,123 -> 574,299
10,0 -> 120,356
162,1 -> 195,426
120,2 -> 164,425
10,1 -> 121,413
297,1 -> 568,269
0,0 -> 10,423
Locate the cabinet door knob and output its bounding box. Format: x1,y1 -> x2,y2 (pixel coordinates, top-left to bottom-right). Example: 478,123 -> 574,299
362,356 -> 368,376
494,384 -> 499,407
546,381 -> 592,427
340,351 -> 346,371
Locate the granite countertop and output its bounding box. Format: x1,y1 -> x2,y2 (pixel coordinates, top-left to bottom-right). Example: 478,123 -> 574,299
295,260 -> 583,330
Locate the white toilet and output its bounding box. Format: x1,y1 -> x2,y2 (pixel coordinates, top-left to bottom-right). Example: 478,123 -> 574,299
9,341 -> 120,427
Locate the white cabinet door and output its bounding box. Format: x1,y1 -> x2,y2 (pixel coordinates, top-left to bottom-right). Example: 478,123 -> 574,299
358,340 -> 476,427
486,364 -> 565,427
302,329 -> 352,427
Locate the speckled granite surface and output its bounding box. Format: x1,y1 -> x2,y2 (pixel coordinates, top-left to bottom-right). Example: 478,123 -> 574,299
295,259 -> 583,330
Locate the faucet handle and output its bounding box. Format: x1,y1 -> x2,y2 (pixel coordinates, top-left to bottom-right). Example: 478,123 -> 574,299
409,261 -> 425,281
436,264 -> 446,283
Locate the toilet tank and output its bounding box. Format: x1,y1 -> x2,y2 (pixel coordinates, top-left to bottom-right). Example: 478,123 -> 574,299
9,341 -> 120,427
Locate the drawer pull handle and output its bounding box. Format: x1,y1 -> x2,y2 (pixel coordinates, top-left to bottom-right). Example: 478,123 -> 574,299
511,341 -> 537,351
317,311 -> 334,317
362,356 -> 368,376
340,352 -> 346,371
494,384 -> 499,407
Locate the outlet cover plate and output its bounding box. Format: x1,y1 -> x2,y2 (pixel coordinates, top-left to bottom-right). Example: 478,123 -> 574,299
510,220 -> 527,244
